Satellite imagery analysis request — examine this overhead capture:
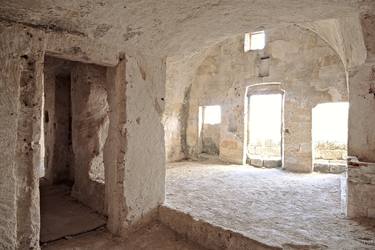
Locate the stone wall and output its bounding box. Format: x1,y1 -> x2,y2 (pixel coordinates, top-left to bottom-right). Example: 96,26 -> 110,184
346,157 -> 375,218
0,20 -> 167,248
0,23 -> 45,249
201,124 -> 220,155
43,57 -> 76,184
182,25 -> 348,171
71,62 -> 109,214
346,1 -> 375,219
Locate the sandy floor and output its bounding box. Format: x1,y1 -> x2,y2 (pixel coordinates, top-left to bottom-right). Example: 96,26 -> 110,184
165,161 -> 375,249
40,184 -> 106,243
42,222 -> 207,250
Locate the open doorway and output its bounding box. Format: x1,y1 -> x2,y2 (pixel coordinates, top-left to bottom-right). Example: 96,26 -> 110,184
247,93 -> 283,168
198,105 -> 221,156
312,102 -> 349,173
39,56 -> 108,243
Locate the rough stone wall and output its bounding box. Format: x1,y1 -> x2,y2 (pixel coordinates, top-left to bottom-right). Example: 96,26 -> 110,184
182,25 -> 347,171
201,124 -> 220,155
0,23 -> 45,249
103,52 -> 167,236
71,62 -> 109,214
346,1 -> 375,218
120,53 -> 166,233
104,58 -> 127,235
43,57 -> 76,184
43,66 -> 56,182
0,20 -> 168,248
347,157 -> 375,218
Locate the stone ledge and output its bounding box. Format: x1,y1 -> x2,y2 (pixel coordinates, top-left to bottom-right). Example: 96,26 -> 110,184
314,160 -> 347,174
249,157 -> 282,168
346,156 -> 375,218
159,206 -> 281,250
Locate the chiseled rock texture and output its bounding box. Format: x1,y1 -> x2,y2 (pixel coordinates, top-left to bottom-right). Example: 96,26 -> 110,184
71,62 -> 109,214
0,20 -> 166,249
0,23 -> 45,249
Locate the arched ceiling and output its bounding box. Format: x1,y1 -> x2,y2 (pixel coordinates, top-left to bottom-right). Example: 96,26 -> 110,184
0,0 -> 361,57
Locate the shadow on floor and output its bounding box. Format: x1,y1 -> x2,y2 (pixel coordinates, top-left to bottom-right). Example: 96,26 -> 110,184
40,182 -> 106,243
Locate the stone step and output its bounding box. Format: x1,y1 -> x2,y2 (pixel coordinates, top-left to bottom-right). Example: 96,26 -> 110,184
159,206 -> 280,250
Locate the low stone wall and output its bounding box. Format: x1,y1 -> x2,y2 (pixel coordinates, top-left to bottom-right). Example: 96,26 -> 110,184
249,157 -> 282,168
315,142 -> 346,160
314,160 -> 347,174
346,157 -> 375,218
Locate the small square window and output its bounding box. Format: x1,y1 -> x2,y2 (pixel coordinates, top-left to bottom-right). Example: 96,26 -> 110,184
244,31 -> 265,52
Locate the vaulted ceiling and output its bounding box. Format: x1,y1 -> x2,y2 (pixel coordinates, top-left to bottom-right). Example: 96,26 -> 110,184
0,0 -> 360,56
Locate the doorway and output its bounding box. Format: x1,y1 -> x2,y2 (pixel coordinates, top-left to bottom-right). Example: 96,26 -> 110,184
198,105 -> 221,156
312,102 -> 349,173
40,56 -> 107,243
247,93 -> 283,168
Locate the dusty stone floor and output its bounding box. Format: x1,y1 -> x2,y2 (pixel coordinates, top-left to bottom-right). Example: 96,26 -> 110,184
40,183 -> 106,243
165,161 -> 375,249
42,222 -> 207,250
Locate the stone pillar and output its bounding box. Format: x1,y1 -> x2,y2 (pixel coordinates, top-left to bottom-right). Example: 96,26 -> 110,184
0,23 -> 45,249
346,1 -> 375,218
123,53 -> 166,233
283,96 -> 313,172
104,53 -> 166,236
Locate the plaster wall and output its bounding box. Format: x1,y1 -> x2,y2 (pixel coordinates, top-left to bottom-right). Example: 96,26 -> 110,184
181,25 -> 347,172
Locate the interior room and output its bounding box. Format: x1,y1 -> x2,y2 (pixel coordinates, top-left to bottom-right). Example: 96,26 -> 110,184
1,1 -> 375,249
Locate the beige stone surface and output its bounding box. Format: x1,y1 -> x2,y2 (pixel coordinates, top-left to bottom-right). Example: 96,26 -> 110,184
1,1 -> 375,249
165,161 -> 375,249
40,184 -> 106,243
0,0 -> 361,57
42,222 -> 207,250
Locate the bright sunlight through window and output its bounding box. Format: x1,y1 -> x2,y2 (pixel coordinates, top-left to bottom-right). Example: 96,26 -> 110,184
312,102 -> 349,144
249,94 -> 282,145
203,105 -> 221,125
244,31 -> 265,52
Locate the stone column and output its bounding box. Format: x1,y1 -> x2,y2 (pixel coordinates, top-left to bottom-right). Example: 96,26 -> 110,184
283,96 -> 313,172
